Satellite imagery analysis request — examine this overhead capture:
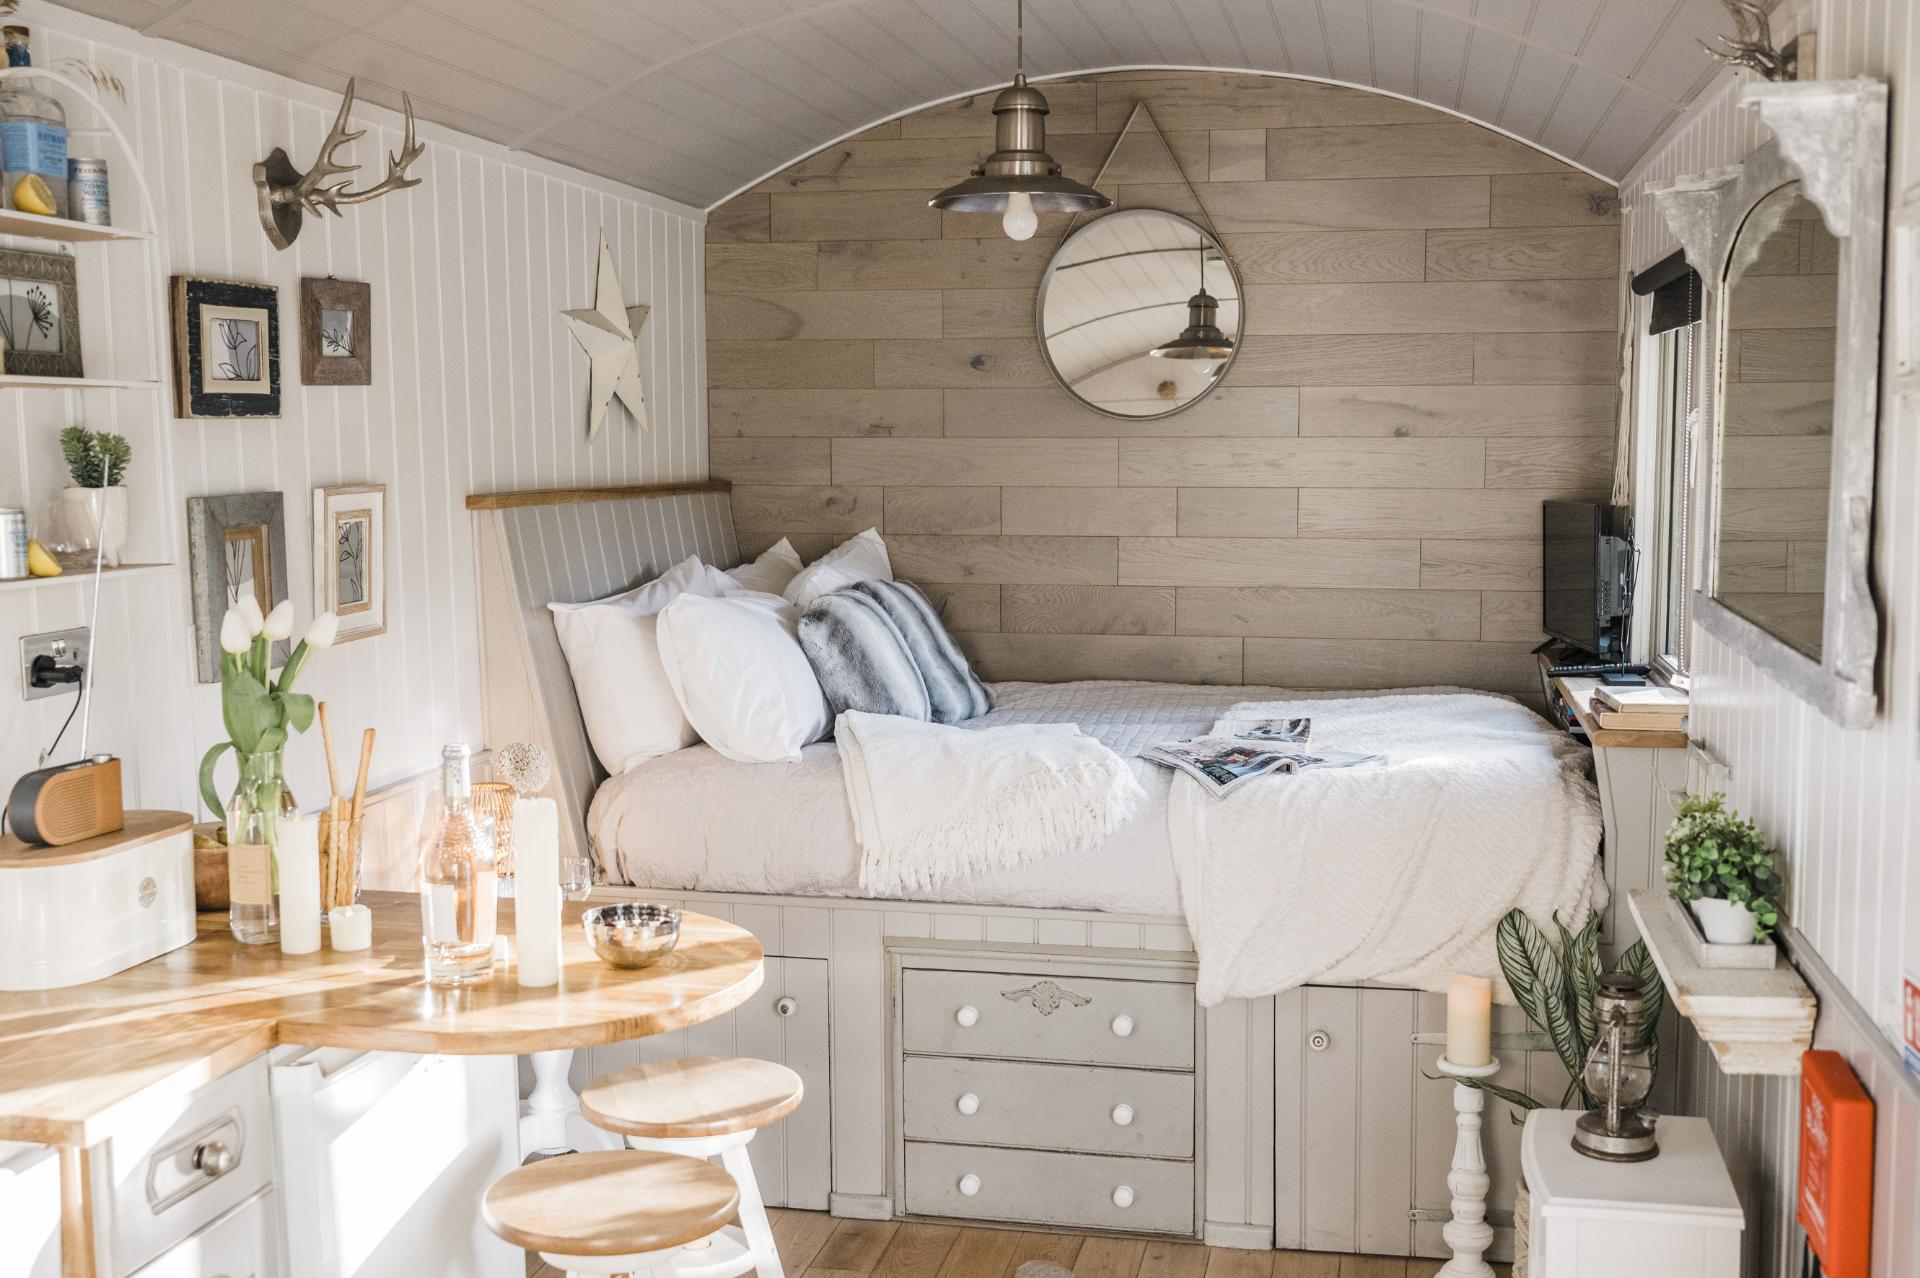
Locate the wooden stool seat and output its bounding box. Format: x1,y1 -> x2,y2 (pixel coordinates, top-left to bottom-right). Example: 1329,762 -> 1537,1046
481,1149 -> 739,1258
580,1055 -> 804,1139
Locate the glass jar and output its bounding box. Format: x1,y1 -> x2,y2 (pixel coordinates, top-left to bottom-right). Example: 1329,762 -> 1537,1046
419,744 -> 498,986
225,749 -> 293,944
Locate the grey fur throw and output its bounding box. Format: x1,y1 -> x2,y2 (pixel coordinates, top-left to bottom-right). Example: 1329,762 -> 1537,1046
852,580 -> 993,723
798,589 -> 932,721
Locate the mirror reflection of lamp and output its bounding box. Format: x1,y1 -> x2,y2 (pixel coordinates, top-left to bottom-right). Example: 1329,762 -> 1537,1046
1151,241 -> 1236,364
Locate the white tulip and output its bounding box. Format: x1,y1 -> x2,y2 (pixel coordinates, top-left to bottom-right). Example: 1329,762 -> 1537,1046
262,599 -> 294,642
219,608 -> 251,655
304,611 -> 340,649
238,594 -> 265,636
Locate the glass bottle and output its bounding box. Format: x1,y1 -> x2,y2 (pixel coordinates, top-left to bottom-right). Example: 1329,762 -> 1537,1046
420,744 -> 498,986
0,27 -> 68,217
225,750 -> 285,944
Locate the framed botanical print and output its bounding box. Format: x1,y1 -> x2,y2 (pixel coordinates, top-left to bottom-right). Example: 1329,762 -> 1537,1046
300,276 -> 372,385
170,276 -> 281,418
313,483 -> 386,643
0,246 -> 83,379
187,490 -> 289,682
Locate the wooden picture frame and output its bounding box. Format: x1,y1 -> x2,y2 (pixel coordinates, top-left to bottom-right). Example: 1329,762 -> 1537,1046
312,482 -> 387,643
170,276 -> 281,418
187,490 -> 290,682
300,276 -> 372,385
0,246 -> 83,379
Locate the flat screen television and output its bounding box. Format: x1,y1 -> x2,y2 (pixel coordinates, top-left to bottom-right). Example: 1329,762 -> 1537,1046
1541,501 -> 1633,660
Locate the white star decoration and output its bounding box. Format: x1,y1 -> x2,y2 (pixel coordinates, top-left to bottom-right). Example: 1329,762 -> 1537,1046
562,231 -> 650,438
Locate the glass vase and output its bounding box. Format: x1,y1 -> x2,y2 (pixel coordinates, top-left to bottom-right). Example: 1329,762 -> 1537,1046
225,749 -> 295,944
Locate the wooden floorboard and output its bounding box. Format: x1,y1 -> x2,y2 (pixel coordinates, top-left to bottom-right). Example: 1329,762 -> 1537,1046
523,1212 -> 1514,1277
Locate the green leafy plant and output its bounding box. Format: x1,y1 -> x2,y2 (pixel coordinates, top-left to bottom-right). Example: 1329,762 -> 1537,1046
1664,792 -> 1781,941
59,424 -> 132,487
1449,909 -> 1665,1119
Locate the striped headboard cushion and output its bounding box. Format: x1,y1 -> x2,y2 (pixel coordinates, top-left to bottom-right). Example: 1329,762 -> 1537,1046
472,486 -> 737,863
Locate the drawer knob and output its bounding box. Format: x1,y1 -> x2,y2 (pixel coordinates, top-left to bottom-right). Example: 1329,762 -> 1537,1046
955,1004 -> 979,1028
1110,1103 -> 1134,1127
774,996 -> 798,1018
193,1139 -> 236,1178
956,1092 -> 980,1116
1308,1029 -> 1332,1052
1110,1013 -> 1134,1038
1112,1185 -> 1135,1209
958,1173 -> 981,1197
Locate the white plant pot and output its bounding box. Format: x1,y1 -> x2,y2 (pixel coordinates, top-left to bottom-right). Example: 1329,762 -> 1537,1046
1689,897 -> 1757,945
59,485 -> 128,567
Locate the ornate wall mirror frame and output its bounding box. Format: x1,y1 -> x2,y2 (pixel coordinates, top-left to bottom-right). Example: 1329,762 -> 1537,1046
1653,79 -> 1887,728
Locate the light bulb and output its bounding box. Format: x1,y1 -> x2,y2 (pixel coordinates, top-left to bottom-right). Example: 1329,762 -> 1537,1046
1001,191 -> 1038,241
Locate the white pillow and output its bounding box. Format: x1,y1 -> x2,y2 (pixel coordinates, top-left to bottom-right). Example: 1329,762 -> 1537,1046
655,591 -> 831,763
726,538 -> 803,596
547,557 -> 728,775
783,528 -> 893,610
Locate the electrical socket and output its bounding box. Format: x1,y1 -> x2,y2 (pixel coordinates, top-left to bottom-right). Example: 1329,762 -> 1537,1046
20,627 -> 90,702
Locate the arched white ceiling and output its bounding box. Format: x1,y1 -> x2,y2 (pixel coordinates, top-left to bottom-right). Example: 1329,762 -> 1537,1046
78,0 -> 1737,208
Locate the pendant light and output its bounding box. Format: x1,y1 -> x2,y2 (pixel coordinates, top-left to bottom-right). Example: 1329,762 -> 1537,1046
927,0 -> 1110,240
1151,238 -> 1235,361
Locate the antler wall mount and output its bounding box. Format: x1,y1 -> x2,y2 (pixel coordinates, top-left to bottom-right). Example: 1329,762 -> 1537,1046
254,79 -> 425,250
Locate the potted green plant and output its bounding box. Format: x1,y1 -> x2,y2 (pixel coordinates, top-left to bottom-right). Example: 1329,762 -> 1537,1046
1664,793 -> 1780,945
58,424 -> 132,566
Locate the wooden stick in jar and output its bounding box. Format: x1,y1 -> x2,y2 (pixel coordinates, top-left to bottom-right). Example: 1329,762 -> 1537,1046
317,701 -> 342,802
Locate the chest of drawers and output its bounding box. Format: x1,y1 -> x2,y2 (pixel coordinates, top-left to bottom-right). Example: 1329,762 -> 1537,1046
892,951 -> 1200,1237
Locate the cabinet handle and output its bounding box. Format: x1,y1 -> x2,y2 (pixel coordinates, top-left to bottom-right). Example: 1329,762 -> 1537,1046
1110,1013 -> 1134,1038
956,1092 -> 980,1116
192,1140 -> 235,1178
1112,1185 -> 1135,1209
774,996 -> 798,1018
955,1004 -> 979,1028
958,1173 -> 981,1197
1110,1103 -> 1134,1127
1307,1029 -> 1332,1052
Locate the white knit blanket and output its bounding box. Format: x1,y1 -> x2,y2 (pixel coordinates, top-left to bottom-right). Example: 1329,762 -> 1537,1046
1168,693 -> 1603,1005
836,710 -> 1145,896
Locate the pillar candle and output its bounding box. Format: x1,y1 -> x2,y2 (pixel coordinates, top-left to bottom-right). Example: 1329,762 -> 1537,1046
1446,975 -> 1493,1067
279,814 -> 322,955
514,797 -> 561,988
329,904 -> 372,951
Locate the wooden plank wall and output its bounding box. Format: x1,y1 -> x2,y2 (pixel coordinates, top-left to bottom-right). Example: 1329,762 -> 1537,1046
705,71 -> 1620,695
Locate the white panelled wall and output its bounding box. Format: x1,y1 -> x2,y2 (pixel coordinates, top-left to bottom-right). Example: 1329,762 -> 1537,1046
0,2 -> 705,820
1620,3 -> 1919,1277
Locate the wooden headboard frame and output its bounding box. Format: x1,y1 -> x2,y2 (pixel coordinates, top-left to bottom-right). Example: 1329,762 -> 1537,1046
468,481 -> 737,863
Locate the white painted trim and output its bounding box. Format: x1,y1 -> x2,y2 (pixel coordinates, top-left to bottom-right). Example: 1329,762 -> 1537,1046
828,1193 -> 893,1220
1204,1221 -> 1275,1250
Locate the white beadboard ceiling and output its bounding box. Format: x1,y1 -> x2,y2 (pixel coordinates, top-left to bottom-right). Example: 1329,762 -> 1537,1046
65,0 -> 1738,207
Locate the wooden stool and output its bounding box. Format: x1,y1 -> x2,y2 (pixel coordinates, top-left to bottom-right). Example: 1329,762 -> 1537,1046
580,1057 -> 804,1278
483,1149 -> 739,1277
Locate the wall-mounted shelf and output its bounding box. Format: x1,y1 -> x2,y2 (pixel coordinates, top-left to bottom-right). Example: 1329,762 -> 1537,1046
0,374 -> 157,391
0,562 -> 170,593
1627,889 -> 1815,1075
0,207 -> 152,243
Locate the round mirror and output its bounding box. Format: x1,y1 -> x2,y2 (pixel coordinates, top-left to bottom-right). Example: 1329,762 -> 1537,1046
1036,209 -> 1242,419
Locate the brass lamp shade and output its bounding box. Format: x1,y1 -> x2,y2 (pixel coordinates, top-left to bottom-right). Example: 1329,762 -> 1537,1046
928,76 -> 1110,215
1151,289 -> 1235,360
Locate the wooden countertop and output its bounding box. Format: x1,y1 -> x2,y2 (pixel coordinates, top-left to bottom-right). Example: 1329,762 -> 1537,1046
0,892 -> 762,1147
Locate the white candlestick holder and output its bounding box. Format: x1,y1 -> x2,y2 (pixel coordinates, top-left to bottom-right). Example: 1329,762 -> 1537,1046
1436,1054 -> 1502,1278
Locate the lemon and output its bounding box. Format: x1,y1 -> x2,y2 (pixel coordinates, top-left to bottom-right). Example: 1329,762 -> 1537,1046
12,174 -> 56,216
26,538 -> 61,577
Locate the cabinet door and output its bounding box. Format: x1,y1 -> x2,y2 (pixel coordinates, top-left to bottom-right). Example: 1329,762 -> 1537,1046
572,957 -> 831,1209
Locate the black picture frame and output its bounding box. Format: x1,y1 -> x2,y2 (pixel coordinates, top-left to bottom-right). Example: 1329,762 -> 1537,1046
170,276 -> 281,418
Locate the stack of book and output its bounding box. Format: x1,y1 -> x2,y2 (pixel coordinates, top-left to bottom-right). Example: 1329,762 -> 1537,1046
1590,683 -> 1688,731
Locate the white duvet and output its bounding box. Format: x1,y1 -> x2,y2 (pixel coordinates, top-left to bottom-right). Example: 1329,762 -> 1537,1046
1170,693 -> 1603,1005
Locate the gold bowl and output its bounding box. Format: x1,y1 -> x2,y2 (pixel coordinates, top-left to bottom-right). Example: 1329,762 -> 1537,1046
582,903 -> 681,969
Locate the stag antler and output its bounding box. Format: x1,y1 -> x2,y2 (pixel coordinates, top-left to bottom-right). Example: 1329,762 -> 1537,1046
253,78 -> 426,250
1699,0 -> 1791,81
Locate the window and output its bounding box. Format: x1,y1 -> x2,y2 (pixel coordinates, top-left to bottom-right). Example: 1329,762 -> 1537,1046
1650,324 -> 1694,677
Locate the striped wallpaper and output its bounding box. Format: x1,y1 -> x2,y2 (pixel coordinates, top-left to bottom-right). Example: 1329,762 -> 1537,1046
0,6 -> 707,820
1619,2 -> 1919,1274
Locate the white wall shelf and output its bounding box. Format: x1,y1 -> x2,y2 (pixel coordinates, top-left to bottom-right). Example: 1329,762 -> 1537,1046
1626,889 -> 1815,1075
0,562 -> 170,592
0,207 -> 152,243
0,374 -> 157,390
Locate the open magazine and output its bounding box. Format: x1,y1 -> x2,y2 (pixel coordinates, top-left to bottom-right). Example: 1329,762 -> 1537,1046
1140,719 -> 1379,798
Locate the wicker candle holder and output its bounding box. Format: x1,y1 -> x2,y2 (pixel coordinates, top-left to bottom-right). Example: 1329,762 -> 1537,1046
473,780 -> 518,880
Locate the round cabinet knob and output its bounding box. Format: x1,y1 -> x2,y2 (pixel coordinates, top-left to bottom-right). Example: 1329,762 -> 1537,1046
193,1140 -> 235,1178
1112,1185 -> 1135,1209
956,1092 -> 980,1116
958,1173 -> 981,1197
1110,1014 -> 1134,1038
1307,1029 -> 1332,1053
774,996 -> 798,1018
1110,1103 -> 1135,1127
955,1005 -> 979,1028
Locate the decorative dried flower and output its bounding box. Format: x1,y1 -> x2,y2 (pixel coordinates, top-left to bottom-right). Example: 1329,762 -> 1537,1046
496,742 -> 551,796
